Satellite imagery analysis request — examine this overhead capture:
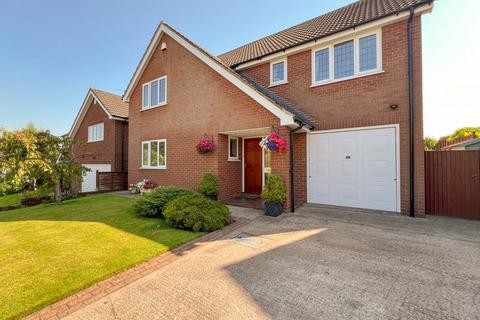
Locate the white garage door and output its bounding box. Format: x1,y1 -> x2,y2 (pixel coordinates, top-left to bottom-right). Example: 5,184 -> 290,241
308,127 -> 399,212
81,164 -> 111,193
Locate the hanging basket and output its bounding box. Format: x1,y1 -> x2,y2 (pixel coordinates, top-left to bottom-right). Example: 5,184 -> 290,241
260,132 -> 288,153
196,136 -> 215,154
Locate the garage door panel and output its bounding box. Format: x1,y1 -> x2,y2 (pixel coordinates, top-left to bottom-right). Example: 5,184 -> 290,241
309,127 -> 398,212
341,161 -> 357,176
337,183 -> 359,202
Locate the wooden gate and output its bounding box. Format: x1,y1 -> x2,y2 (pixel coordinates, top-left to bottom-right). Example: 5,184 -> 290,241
425,151 -> 480,219
96,172 -> 128,192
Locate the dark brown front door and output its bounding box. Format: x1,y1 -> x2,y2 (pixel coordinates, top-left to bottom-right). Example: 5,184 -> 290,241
244,138 -> 263,194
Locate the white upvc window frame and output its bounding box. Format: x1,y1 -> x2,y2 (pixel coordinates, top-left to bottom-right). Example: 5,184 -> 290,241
311,29 -> 382,87
141,139 -> 167,170
87,122 -> 104,143
269,58 -> 288,86
228,136 -> 239,161
142,75 -> 168,110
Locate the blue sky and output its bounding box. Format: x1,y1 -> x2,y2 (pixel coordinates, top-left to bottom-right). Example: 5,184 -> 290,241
0,0 -> 478,138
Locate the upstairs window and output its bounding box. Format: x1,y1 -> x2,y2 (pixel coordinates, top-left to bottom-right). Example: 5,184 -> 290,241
87,123 -> 104,142
270,59 -> 287,85
312,31 -> 381,85
141,139 -> 166,169
314,48 -> 330,82
142,76 -> 167,110
359,34 -> 378,72
228,136 -> 239,160
334,40 -> 354,79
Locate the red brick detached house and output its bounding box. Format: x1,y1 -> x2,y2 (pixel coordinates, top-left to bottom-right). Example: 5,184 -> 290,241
69,89 -> 129,192
122,0 -> 433,215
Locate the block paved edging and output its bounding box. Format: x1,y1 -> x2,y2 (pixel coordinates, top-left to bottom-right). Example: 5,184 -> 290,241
24,219 -> 247,320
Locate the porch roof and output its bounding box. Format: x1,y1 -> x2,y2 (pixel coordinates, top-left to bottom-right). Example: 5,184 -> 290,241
219,127 -> 271,138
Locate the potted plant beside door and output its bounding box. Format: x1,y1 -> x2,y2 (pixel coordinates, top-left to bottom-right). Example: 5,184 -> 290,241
197,172 -> 219,201
261,174 -> 287,217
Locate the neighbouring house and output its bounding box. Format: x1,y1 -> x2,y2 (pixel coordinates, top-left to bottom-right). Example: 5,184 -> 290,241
438,134 -> 480,151
118,0 -> 433,215
69,89 -> 129,192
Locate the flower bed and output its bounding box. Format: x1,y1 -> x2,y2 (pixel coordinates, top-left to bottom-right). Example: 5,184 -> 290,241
129,178 -> 158,194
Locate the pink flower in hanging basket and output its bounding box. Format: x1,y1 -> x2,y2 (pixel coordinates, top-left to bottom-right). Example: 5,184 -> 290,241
196,138 -> 215,154
260,132 -> 289,153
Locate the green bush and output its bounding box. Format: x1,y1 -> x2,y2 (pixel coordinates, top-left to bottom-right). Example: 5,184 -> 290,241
197,172 -> 219,198
133,187 -> 196,217
163,194 -> 230,232
22,185 -> 53,200
261,174 -> 287,204
21,185 -> 54,206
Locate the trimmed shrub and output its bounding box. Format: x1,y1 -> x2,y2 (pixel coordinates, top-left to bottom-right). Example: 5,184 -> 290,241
133,187 -> 196,217
261,174 -> 287,204
197,172 -> 219,199
163,194 -> 230,232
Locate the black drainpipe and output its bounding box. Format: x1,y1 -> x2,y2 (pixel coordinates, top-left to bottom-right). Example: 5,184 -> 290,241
408,7 -> 415,217
289,123 -> 304,213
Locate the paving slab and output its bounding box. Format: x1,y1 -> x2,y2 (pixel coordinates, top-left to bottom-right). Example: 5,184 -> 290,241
60,205 -> 480,320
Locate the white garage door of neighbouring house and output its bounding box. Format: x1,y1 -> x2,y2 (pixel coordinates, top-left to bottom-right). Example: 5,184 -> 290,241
308,126 -> 399,212
81,164 -> 111,193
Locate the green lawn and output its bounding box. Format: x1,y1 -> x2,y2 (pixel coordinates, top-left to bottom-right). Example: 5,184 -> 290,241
0,193 -> 22,207
0,195 -> 203,320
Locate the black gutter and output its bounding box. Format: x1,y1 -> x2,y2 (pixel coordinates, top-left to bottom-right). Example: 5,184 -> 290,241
289,123 -> 304,213
408,7 -> 416,217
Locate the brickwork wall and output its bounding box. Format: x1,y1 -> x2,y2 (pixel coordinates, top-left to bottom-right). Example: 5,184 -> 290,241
127,34 -> 280,201
241,17 -> 425,214
72,100 -> 128,173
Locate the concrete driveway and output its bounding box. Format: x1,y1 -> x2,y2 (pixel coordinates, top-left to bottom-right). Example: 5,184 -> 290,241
65,205 -> 480,320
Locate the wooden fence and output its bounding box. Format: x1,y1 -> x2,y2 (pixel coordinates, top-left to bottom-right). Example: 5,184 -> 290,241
425,151 -> 480,220
96,172 -> 128,192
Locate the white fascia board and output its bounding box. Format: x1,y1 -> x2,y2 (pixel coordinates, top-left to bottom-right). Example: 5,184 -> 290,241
235,3 -> 433,71
68,90 -> 113,138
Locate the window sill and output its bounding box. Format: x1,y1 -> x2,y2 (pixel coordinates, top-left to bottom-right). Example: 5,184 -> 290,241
228,158 -> 240,162
269,81 -> 288,88
87,140 -> 104,143
310,70 -> 385,88
140,166 -> 167,170
141,102 -> 167,111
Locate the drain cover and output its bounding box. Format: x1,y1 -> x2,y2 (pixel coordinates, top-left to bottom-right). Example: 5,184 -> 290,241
231,232 -> 268,248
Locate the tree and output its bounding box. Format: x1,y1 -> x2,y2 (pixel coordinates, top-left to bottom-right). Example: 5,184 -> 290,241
0,126 -> 87,203
447,127 -> 480,142
424,136 -> 438,151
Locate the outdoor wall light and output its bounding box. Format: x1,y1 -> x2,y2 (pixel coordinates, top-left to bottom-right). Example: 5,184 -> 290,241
390,104 -> 399,110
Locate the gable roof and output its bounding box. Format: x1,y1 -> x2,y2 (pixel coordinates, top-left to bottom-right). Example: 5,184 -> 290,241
219,0 -> 433,67
122,22 -> 315,129
91,89 -> 129,118
68,89 -> 129,138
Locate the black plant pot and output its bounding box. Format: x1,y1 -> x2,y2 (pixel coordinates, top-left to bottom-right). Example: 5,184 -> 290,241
207,194 -> 218,201
264,202 -> 283,217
